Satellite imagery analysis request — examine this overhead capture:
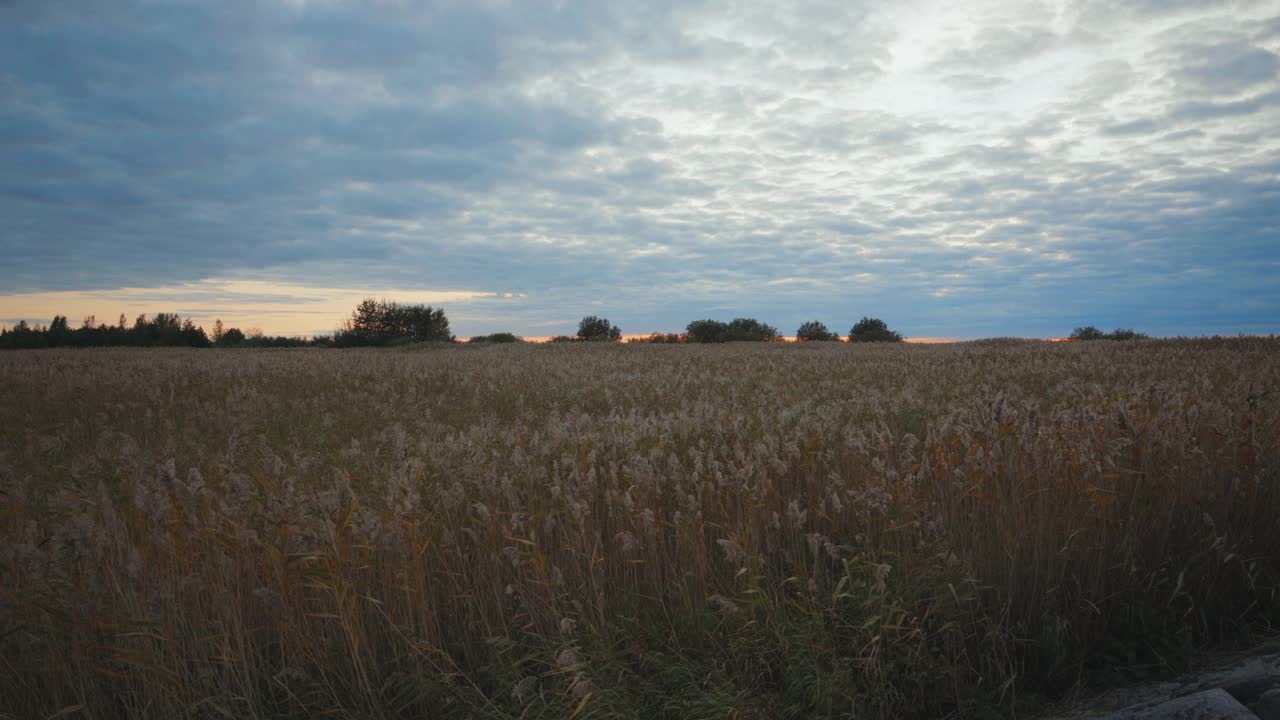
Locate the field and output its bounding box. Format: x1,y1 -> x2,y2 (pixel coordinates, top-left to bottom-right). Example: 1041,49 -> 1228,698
2,340 -> 1278,719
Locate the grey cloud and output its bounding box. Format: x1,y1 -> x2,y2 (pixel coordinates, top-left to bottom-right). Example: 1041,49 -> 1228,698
0,0 -> 651,291
929,25 -> 1059,73
1103,118 -> 1162,136
1154,29 -> 1280,96
1259,15 -> 1280,39
941,73 -> 1011,91
1068,0 -> 1233,28
1070,60 -> 1138,104
1167,89 -> 1280,122
0,0 -> 1277,338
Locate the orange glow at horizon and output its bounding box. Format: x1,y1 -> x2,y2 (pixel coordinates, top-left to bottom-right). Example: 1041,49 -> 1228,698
0,279 -> 497,337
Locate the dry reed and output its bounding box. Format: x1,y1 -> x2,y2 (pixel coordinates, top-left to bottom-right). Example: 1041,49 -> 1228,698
1,339 -> 1277,718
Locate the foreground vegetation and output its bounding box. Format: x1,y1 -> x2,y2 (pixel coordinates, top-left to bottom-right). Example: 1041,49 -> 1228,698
1,340 -> 1277,719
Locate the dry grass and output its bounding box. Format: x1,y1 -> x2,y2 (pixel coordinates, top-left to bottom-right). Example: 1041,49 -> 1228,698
1,339 -> 1277,719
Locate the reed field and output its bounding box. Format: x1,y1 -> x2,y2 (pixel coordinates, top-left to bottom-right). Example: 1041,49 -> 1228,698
1,339 -> 1278,719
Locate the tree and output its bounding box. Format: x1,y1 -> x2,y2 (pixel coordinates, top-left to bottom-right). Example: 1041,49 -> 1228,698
848,317 -> 902,343
1070,326 -> 1105,341
796,320 -> 837,341
724,317 -> 779,342
396,304 -> 453,343
48,316 -> 70,346
0,310 -> 217,350
218,328 -> 246,346
683,318 -> 778,342
577,316 -> 621,342
212,319 -> 225,345
337,299 -> 454,346
685,319 -> 727,343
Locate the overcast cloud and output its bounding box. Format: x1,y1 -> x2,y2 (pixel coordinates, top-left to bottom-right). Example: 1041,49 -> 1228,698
2,0 -> 1278,338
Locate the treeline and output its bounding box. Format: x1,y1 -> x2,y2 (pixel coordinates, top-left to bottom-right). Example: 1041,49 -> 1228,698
212,321 -> 323,348
0,314 -> 213,349
0,298 -> 456,350
627,316 -> 904,343
1,298 -> 1155,350
0,314 -> 326,350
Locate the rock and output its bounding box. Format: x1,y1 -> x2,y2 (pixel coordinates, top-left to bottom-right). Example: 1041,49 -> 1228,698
1105,688 -> 1256,719
1253,688 -> 1280,720
1034,644 -> 1280,719
1085,682 -> 1181,713
1181,655 -> 1280,704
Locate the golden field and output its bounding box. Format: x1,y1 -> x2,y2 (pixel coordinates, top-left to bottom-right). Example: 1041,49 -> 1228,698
1,340 -> 1277,719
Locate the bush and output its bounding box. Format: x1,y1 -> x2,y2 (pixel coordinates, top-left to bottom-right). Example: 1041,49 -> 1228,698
218,328 -> 246,347
685,319 -> 729,343
848,317 -> 902,343
468,333 -> 521,344
1070,326 -> 1106,341
577,316 -> 622,342
1070,326 -> 1149,341
335,299 -> 454,346
628,333 -> 684,344
725,317 -> 780,342
796,321 -> 838,341
683,318 -> 780,343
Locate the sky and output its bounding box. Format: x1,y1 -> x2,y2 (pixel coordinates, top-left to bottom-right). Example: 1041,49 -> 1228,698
2,0 -> 1278,340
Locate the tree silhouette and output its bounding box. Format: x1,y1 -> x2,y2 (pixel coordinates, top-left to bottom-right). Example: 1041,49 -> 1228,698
685,319 -> 728,343
724,318 -> 779,342
796,320 -> 837,341
577,316 -> 621,342
1070,326 -> 1147,341
337,299 -> 454,346
848,317 -> 902,343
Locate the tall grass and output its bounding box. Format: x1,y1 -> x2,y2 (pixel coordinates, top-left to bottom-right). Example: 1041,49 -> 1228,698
1,339 -> 1277,718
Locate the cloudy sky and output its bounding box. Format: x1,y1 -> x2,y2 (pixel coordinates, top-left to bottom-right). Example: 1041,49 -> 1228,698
2,0 -> 1278,339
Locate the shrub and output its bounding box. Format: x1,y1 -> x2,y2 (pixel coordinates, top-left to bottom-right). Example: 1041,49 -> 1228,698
577,316 -> 622,342
335,298 -> 454,346
1070,326 -> 1149,341
848,317 -> 903,342
724,317 -> 780,342
628,332 -> 684,344
218,327 -> 246,346
796,320 -> 838,341
685,319 -> 729,343
469,333 -> 521,343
